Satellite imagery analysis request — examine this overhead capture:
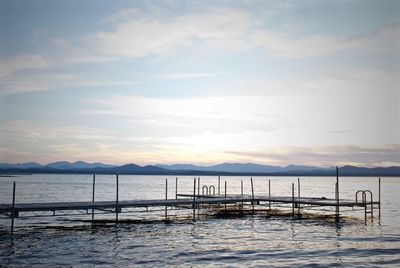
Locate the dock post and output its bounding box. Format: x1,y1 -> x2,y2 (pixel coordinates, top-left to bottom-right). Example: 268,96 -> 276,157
175,177 -> 178,199
250,177 -> 254,214
292,183 -> 295,218
10,181 -> 16,236
336,166 -> 340,219
268,179 -> 271,210
116,173 -> 119,224
92,174 -> 96,222
297,178 -> 301,213
198,177 -> 200,197
240,180 -> 244,210
224,181 -> 227,210
363,191 -> 367,222
218,176 -> 220,195
378,177 -> 381,220
165,179 -> 168,220
192,178 -> 196,221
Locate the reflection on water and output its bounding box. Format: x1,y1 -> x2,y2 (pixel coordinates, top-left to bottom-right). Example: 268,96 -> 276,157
0,175 -> 400,266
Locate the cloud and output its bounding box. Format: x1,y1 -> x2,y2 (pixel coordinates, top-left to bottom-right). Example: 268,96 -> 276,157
87,7 -> 400,59
0,54 -> 49,78
0,72 -> 138,95
225,144 -> 400,167
84,87 -> 399,147
87,7 -> 252,58
1,7 -> 399,95
0,121 -> 118,142
162,72 -> 219,80
86,95 -> 289,133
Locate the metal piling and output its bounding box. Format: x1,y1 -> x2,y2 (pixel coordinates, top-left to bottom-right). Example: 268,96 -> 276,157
250,177 -> 255,214
92,174 -> 95,222
10,181 -> 16,236
292,182 -> 295,218
165,179 -> 168,220
116,173 -> 119,224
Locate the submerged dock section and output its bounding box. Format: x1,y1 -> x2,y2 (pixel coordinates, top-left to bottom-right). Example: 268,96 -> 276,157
0,167 -> 382,236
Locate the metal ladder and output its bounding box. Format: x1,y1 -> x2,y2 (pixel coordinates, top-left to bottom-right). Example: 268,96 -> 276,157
356,190 -> 374,221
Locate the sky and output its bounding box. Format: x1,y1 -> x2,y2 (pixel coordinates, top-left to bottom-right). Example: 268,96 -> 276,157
0,0 -> 399,167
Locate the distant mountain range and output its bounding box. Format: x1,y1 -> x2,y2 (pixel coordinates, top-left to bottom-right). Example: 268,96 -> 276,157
0,161 -> 115,170
0,161 -> 399,176
156,163 -> 333,173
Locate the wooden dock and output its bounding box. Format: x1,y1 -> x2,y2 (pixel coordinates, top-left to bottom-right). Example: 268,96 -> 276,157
0,167 -> 382,236
0,195 -> 377,215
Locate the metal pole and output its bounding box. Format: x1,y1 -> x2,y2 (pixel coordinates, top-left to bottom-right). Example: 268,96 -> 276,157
370,194 -> 374,218
165,179 -> 168,220
336,166 -> 339,218
363,192 -> 367,222
175,177 -> 178,199
224,180 -> 227,210
240,180 -> 244,209
378,177 -> 381,220
10,181 -> 16,236
218,176 -> 220,195
192,178 -> 196,221
292,182 -> 295,218
198,177 -> 200,197
268,179 -> 271,210
116,173 -> 119,223
335,182 -> 338,218
297,178 -> 300,200
297,178 -> 301,213
92,174 -> 95,222
250,177 -> 254,214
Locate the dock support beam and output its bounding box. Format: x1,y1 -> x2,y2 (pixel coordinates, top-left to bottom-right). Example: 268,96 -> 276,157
165,179 -> 168,220
116,173 -> 119,224
336,166 -> 340,219
250,177 -> 254,214
378,177 -> 381,220
192,178 -> 196,221
10,181 -> 16,236
268,180 -> 271,211
240,180 -> 244,210
218,176 -> 220,195
92,174 -> 96,222
224,181 -> 227,210
175,177 -> 178,199
297,178 -> 301,213
292,183 -> 295,218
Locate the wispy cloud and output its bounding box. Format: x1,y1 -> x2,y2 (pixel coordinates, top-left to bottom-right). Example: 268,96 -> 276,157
0,72 -> 138,95
87,8 -> 400,59
162,72 -> 219,80
0,54 -> 49,78
1,7 -> 398,95
226,144 -> 400,167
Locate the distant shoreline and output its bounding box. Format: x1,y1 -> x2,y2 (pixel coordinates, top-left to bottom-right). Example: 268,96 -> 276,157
2,162 -> 399,177
0,171 -> 399,177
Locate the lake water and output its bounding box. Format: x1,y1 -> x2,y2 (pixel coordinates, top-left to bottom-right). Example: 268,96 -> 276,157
1,174 -> 399,267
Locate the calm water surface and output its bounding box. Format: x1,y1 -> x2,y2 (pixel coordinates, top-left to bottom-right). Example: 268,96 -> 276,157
0,175 -> 399,267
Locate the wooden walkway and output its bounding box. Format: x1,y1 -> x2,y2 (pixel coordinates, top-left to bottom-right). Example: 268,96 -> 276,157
0,195 -> 377,215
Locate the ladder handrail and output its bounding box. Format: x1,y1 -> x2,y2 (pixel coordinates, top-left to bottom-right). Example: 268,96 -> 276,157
202,185 -> 209,195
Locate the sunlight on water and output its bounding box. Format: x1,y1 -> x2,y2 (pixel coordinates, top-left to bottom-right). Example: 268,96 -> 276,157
1,175 -> 400,267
